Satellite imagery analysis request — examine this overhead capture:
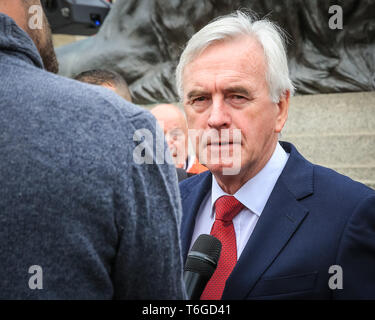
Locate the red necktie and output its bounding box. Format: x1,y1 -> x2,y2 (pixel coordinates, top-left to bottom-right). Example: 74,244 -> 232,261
200,195 -> 244,300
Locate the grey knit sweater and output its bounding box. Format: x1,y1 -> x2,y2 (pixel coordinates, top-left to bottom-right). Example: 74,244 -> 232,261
0,13 -> 185,299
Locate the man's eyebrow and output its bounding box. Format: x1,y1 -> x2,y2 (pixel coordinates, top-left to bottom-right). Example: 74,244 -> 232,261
223,86 -> 251,96
186,90 -> 208,100
186,87 -> 252,100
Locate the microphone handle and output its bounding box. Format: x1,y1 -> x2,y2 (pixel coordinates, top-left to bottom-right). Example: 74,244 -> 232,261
184,271 -> 210,300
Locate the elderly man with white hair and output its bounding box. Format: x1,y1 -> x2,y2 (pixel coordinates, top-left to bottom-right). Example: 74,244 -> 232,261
178,11 -> 375,300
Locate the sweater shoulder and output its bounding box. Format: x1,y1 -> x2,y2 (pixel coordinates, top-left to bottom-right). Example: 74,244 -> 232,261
2,62 -> 155,133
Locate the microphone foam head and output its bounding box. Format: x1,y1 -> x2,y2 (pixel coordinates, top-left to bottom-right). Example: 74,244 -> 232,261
184,234 -> 222,277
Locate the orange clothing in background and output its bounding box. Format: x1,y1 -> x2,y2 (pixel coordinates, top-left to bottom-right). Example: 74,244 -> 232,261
187,158 -> 208,175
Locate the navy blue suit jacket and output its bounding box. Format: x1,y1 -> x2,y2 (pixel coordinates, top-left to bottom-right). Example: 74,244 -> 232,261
179,142 -> 375,299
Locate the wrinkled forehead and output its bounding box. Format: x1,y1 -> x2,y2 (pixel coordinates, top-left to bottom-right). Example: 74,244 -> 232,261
153,109 -> 187,131
185,35 -> 266,73
182,36 -> 268,91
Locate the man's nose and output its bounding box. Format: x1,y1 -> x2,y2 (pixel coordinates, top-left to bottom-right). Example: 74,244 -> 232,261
207,96 -> 231,129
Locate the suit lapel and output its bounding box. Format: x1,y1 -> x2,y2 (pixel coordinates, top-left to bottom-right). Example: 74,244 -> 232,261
222,142 -> 314,299
180,172 -> 212,263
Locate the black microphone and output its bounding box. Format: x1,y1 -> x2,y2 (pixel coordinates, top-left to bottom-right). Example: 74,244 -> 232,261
184,234 -> 222,300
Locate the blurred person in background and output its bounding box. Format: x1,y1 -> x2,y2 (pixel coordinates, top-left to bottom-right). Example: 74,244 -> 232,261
75,69 -> 132,102
151,104 -> 207,176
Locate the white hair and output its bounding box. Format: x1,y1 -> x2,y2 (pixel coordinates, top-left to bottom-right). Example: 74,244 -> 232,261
175,11 -> 295,103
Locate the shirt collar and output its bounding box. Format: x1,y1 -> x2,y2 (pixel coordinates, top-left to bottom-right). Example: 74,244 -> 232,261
211,142 -> 290,217
185,154 -> 195,171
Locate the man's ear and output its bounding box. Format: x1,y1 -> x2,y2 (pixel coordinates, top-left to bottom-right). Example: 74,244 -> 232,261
275,90 -> 290,133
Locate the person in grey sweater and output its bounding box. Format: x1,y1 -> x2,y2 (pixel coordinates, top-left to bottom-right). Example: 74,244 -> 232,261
0,0 -> 185,299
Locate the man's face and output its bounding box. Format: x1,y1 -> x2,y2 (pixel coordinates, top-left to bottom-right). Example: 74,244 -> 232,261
182,36 -> 288,184
23,0 -> 58,73
152,108 -> 188,169
164,118 -> 188,169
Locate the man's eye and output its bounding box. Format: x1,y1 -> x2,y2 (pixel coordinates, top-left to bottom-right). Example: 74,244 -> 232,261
167,130 -> 184,141
228,95 -> 248,104
172,133 -> 183,140
232,95 -> 246,100
193,96 -> 207,103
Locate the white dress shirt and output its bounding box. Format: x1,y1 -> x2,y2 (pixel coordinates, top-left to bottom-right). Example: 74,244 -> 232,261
189,142 -> 290,259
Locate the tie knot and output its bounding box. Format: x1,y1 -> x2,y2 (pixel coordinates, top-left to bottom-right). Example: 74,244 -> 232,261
214,195 -> 244,222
